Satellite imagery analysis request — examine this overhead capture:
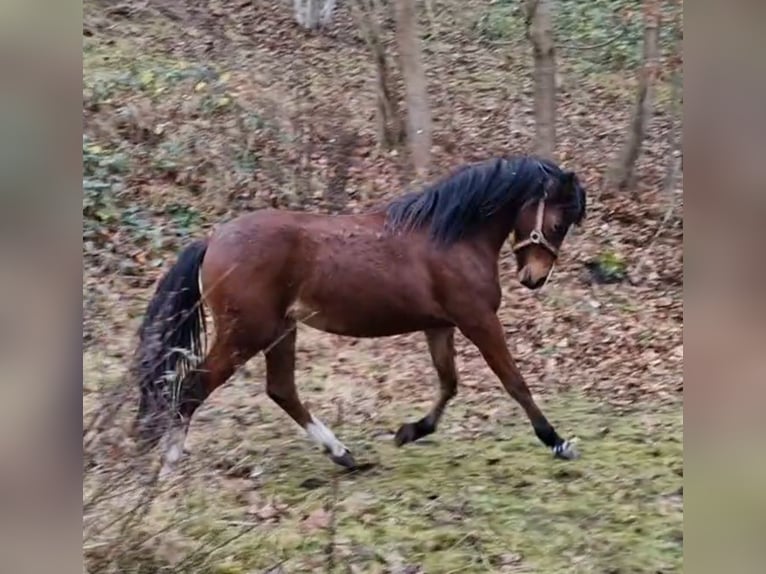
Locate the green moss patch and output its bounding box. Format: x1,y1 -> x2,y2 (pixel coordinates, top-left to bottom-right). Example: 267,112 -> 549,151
153,394 -> 682,573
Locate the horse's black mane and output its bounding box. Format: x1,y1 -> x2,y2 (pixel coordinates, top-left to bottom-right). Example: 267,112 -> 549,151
385,156 -> 586,244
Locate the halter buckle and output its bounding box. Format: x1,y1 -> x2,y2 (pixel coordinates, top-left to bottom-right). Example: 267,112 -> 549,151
529,230 -> 543,244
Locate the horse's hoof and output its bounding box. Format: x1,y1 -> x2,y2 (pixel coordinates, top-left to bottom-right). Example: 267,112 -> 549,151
553,440 -> 580,460
393,422 -> 418,446
330,449 -> 357,470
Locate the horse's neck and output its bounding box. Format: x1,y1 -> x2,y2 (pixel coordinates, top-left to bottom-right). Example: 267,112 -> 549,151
477,205 -> 517,255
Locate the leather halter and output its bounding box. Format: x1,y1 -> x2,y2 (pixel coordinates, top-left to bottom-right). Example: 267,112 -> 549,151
511,195 -> 559,258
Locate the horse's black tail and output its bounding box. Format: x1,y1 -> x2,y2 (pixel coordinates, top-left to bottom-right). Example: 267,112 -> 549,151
130,238 -> 209,451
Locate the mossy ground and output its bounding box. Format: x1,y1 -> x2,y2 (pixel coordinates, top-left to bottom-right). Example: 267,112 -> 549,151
123,391 -> 681,574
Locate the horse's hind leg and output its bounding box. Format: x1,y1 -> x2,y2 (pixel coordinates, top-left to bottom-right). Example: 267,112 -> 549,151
395,328 -> 458,446
265,320 -> 356,469
160,333 -> 254,475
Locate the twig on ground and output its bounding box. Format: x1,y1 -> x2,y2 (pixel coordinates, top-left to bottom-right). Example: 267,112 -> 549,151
325,399 -> 342,573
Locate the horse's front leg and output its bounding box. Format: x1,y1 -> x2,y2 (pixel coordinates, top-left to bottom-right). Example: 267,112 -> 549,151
456,311 -> 579,460
394,328 -> 458,446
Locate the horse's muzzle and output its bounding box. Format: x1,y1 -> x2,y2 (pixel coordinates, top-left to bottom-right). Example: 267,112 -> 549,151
520,275 -> 546,290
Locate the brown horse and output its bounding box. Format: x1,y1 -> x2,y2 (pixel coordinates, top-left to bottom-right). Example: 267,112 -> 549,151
131,156 -> 586,472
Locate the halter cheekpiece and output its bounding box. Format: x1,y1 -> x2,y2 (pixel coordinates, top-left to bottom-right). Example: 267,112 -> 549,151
511,193 -> 559,258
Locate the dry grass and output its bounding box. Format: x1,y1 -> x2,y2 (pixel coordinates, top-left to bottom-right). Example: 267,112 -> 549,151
83,342 -> 682,573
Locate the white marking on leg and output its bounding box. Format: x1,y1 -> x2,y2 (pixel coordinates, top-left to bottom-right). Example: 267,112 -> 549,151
553,439 -> 580,460
305,415 -> 348,458
159,425 -> 187,476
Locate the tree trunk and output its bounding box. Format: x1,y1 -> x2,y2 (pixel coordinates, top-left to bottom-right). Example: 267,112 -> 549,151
350,0 -> 405,149
324,131 -> 359,212
612,0 -> 661,190
294,0 -> 335,30
525,0 -> 556,159
320,0 -> 336,26
663,2 -> 683,194
393,0 -> 432,178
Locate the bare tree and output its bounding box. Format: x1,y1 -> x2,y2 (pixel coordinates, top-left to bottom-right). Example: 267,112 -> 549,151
611,0 -> 661,190
320,0 -> 337,25
393,0 -> 432,177
663,2 -> 683,194
351,0 -> 405,149
525,0 -> 556,159
294,0 -> 336,30
324,131 -> 359,212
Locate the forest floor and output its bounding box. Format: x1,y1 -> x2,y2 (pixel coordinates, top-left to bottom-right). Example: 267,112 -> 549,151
83,1 -> 683,572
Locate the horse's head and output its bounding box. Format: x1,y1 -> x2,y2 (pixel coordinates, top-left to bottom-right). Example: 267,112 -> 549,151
511,169 -> 586,290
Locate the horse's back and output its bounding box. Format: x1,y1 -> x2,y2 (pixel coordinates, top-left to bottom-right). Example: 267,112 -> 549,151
203,207 -> 450,337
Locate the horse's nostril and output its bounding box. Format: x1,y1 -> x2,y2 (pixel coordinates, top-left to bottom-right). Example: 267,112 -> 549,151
521,276 -> 545,290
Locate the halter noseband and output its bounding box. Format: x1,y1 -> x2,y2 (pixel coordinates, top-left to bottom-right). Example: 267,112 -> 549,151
511,195 -> 559,258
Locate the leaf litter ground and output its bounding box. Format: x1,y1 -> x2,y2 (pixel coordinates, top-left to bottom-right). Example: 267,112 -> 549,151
83,1 -> 682,572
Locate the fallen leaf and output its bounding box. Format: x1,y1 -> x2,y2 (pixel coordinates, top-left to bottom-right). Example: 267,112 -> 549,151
301,507 -> 331,531
248,500 -> 287,521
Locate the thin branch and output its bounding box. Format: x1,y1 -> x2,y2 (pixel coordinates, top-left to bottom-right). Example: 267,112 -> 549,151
492,32 -> 625,52
324,400 -> 342,572
562,29 -> 628,51
524,0 -> 540,27
173,522 -> 260,572
491,8 -> 627,52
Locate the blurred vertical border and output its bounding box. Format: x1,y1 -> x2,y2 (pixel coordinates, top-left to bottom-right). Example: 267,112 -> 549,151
685,0 -> 766,573
0,0 -> 82,573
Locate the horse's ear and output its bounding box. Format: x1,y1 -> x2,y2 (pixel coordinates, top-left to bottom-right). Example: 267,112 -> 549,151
562,169 -> 587,223
549,170 -> 575,201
